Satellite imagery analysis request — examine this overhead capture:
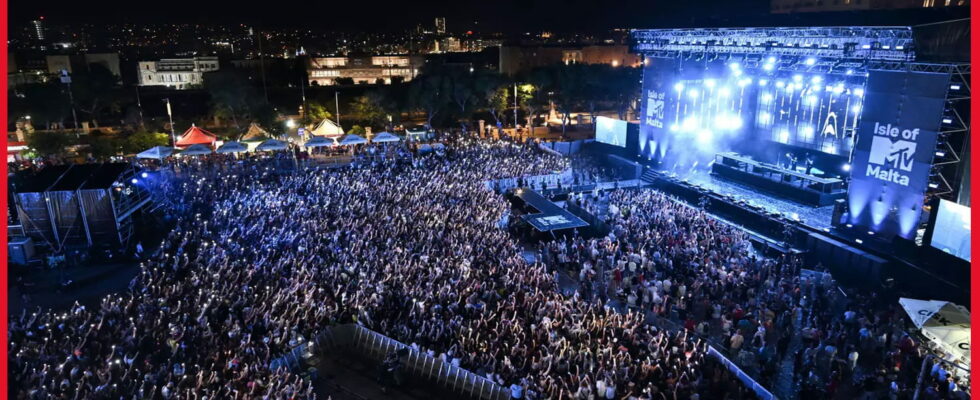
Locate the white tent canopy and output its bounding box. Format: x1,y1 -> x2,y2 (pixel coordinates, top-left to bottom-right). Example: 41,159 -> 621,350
217,141 -> 248,154
256,139 -> 288,152
899,298 -> 970,364
137,146 -> 175,160
304,136 -> 334,148
310,119 -> 344,138
337,134 -> 367,146
179,144 -> 213,156
371,131 -> 401,143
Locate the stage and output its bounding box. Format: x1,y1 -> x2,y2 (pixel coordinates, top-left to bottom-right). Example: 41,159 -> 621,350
679,170 -> 836,230
510,188 -> 589,233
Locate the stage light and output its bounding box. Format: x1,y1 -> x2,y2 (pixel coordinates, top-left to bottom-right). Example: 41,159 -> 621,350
951,85 -> 961,90
861,44 -> 871,49
733,70 -> 743,77
728,62 -> 740,70
758,79 -> 768,86
778,129 -> 790,143
855,239 -> 864,244
687,89 -> 700,99
718,87 -> 731,97
141,172 -> 149,178
845,69 -> 854,75
811,76 -> 822,84
761,93 -> 773,103
805,58 -> 816,66
763,63 -> 774,71
793,74 -> 802,82
738,78 -> 751,87
670,124 -> 679,132
704,79 -> 716,88
801,126 -> 814,140
942,118 -> 953,124
759,111 -> 771,124
804,95 -> 817,106
767,56 -> 776,63
936,151 -> 946,157
928,183 -> 940,189
842,163 -> 851,172
674,82 -> 685,92
775,81 -> 785,88
682,117 -> 698,131
832,85 -> 845,94
853,88 -> 864,97
696,129 -> 713,144
131,178 -> 139,184
851,105 -> 861,114
846,223 -> 853,228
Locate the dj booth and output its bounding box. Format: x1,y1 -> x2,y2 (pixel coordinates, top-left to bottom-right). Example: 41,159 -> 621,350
711,152 -> 846,207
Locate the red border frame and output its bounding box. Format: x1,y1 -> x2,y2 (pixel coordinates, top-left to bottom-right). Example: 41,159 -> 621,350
970,4 -> 977,399
0,4 -> 974,397
1,0 -> 10,393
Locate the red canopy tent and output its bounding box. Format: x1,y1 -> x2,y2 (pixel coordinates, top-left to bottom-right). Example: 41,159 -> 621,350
175,124 -> 218,148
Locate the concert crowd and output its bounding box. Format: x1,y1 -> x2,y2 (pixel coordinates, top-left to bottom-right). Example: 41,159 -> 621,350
7,136 -> 965,399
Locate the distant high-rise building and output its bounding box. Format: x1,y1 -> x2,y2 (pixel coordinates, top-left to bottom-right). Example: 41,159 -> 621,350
435,18 -> 446,35
31,18 -> 46,42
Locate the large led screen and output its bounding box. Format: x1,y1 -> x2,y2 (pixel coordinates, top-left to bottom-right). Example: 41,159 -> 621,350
930,199 -> 971,261
595,116 -> 628,147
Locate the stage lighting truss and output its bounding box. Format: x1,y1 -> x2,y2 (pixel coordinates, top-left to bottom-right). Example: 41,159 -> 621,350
631,27 -> 915,63
926,63 -> 971,201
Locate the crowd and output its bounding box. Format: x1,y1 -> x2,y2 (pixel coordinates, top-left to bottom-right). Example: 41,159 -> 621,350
544,189 -> 968,399
8,138 -> 724,400
8,135 -> 962,400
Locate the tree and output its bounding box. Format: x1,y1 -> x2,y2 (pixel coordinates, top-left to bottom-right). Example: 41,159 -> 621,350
408,68 -> 450,129
82,129 -> 122,159
9,82 -> 72,130
347,125 -> 366,135
71,63 -> 123,128
27,131 -> 78,157
205,70 -> 272,134
335,77 -> 354,85
347,95 -> 386,128
123,130 -> 170,154
302,102 -> 333,126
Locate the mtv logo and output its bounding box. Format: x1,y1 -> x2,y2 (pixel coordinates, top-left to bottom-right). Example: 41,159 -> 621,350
647,98 -> 664,119
869,136 -> 916,172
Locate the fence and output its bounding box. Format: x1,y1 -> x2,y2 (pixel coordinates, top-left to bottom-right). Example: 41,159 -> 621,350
707,346 -> 777,400
268,324 -> 511,400
348,324 -> 511,400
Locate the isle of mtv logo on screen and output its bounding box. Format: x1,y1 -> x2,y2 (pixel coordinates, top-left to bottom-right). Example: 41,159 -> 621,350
864,122 -> 921,186
645,90 -> 665,129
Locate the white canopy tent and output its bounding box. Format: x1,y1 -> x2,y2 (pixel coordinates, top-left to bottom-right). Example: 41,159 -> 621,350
256,139 -> 288,152
216,141 -> 248,154
304,136 -> 334,148
337,134 -> 367,146
178,144 -> 213,156
137,146 -> 175,160
899,298 -> 970,365
370,131 -> 401,143
310,119 -> 344,138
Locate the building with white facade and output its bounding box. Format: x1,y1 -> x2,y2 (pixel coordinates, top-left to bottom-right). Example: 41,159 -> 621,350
137,57 -> 220,89
307,55 -> 423,86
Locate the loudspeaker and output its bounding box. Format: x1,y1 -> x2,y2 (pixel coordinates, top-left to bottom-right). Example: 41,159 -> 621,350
831,199 -> 847,227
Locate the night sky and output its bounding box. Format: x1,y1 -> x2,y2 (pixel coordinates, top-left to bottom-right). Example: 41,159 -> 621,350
11,0 -> 771,32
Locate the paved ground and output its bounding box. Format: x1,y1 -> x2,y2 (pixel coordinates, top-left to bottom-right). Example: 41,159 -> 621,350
8,261 -> 141,315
